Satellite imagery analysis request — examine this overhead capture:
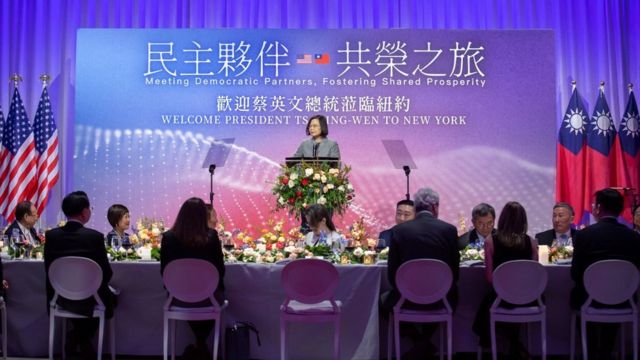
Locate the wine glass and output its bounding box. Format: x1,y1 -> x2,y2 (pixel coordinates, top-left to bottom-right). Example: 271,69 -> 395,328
112,234 -> 122,253
0,235 -> 7,253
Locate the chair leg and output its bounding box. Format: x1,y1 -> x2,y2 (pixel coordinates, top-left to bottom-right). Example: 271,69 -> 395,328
97,315 -> 105,360
48,315 -> 55,360
490,317 -> 497,360
633,317 -> 638,360
439,322 -> 444,360
447,318 -> 453,360
280,316 -> 286,360
622,323 -> 626,360
171,319 -> 176,360
541,317 -> 547,360
213,315 -> 221,360
62,318 -> 67,360
334,316 -> 340,360
394,316 -> 402,360
581,317 -> 589,360
163,315 -> 169,360
570,313 -> 576,360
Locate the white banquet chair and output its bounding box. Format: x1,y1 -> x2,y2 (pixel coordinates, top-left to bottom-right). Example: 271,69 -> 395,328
48,256 -> 115,360
162,258 -> 228,360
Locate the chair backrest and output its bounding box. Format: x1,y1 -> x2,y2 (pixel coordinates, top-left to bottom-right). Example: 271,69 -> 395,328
584,259 -> 639,305
493,260 -> 547,305
395,259 -> 452,305
48,256 -> 103,300
163,258 -> 220,303
281,259 -> 339,304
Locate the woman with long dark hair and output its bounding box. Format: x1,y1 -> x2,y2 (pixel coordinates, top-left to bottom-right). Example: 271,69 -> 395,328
472,201 -> 539,356
160,197 -> 225,358
303,205 -> 344,247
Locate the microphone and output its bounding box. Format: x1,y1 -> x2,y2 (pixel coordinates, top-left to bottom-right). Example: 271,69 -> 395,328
312,143 -> 319,158
208,164 -> 216,174
403,165 -> 411,176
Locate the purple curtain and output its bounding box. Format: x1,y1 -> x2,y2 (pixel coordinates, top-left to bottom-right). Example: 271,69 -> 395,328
1,0 -> 638,222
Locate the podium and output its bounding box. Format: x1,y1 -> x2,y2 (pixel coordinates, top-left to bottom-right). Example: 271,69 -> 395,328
285,156 -> 340,168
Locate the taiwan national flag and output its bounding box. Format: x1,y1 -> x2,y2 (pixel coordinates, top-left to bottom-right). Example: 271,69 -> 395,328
582,86 -> 618,224
617,88 -> 640,220
556,84 -> 588,224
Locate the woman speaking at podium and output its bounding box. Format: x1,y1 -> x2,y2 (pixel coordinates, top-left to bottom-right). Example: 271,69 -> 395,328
293,114 -> 341,159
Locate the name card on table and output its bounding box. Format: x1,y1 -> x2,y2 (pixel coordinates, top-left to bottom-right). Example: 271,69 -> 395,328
538,245 -> 549,265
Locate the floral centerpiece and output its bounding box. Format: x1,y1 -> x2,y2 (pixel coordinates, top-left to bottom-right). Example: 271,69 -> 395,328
460,244 -> 485,261
549,243 -> 573,263
272,161 -> 355,218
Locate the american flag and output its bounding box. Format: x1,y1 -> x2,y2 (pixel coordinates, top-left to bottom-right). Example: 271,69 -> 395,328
0,88 -> 37,221
33,86 -> 59,215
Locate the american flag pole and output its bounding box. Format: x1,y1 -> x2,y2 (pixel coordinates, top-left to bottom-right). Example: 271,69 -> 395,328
34,73 -> 60,217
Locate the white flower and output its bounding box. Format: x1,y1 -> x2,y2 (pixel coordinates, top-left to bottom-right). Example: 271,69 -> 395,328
313,173 -> 321,180
256,244 -> 267,253
338,185 -> 345,192
288,181 -> 295,188
151,227 -> 161,237
380,247 -> 389,255
264,255 -> 275,263
347,183 -> 353,190
353,247 -> 364,257
329,168 -> 339,175
118,248 -> 126,254
565,245 -> 574,252
278,197 -> 285,205
317,196 -> 327,205
305,168 -> 314,177
289,172 -> 298,180
327,184 -> 335,190
323,186 -> 329,193
227,255 -> 237,262
467,249 -> 478,257
243,248 -> 255,257
284,246 -> 296,253
278,236 -> 286,243
314,188 -> 320,193
320,175 -> 327,183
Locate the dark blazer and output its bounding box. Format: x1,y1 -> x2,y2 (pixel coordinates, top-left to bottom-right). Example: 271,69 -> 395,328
387,212 -> 460,309
570,217 -> 640,309
377,229 -> 392,249
44,221 -> 114,317
457,228 -> 496,250
535,228 -> 577,247
160,230 -> 225,294
5,220 -> 40,245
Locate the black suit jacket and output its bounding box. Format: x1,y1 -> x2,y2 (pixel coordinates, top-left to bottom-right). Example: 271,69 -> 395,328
44,221 -> 114,317
570,217 -> 640,309
377,229 -> 392,249
387,212 -> 460,309
5,220 -> 40,245
457,228 -> 496,250
535,228 -> 577,247
160,230 -> 225,294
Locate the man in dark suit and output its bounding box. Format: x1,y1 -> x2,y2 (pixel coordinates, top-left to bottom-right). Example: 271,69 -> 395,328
44,191 -> 115,358
385,187 -> 460,358
377,199 -> 415,249
4,200 -> 40,246
535,202 -> 577,247
571,188 -> 640,359
457,203 -> 496,250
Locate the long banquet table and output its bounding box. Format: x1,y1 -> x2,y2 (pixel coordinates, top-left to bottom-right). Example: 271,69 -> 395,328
4,260 -> 575,359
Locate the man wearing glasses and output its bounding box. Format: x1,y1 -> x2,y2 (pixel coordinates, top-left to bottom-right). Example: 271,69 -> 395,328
457,203 -> 496,250
4,200 -> 40,246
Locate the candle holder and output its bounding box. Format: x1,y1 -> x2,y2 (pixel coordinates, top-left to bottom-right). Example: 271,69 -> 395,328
363,254 -> 375,265
340,253 -> 350,264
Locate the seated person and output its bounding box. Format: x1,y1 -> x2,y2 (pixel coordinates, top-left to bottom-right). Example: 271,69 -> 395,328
634,204 -> 640,233
457,203 -> 495,250
44,191 -> 116,358
160,197 -> 225,358
377,199 -> 415,249
535,202 -> 576,247
4,200 -> 40,246
473,202 -> 539,356
303,205 -> 343,247
570,188 -> 640,358
105,204 -> 131,248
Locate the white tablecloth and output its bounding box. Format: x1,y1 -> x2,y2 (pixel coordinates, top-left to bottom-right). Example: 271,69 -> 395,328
3,260 -> 574,359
